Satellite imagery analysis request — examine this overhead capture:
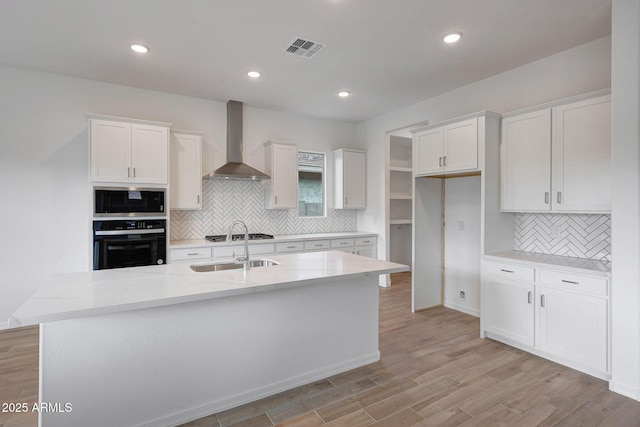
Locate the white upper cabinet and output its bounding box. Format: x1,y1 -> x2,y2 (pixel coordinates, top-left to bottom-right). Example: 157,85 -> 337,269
170,131 -> 202,210
90,116 -> 170,185
334,148 -> 366,209
500,91 -> 611,213
264,141 -> 298,209
500,109 -> 552,211
414,117 -> 478,176
552,95 -> 612,212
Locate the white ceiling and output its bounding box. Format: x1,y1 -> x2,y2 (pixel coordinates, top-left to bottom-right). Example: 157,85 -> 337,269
0,0 -> 611,122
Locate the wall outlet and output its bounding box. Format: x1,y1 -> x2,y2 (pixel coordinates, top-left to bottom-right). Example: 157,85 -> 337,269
459,291 -> 466,300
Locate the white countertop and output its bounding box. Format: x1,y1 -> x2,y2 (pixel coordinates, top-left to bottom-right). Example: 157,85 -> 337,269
170,231 -> 377,248
484,250 -> 611,276
9,251 -> 407,327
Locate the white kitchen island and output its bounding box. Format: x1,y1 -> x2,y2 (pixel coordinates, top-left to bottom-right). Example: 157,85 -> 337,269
9,251 -> 407,427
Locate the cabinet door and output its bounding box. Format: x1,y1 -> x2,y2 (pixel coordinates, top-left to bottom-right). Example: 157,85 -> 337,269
537,286 -> 607,373
131,124 -> 169,184
90,119 -> 132,183
343,150 -> 366,209
356,246 -> 376,258
414,127 -> 443,175
443,117 -> 478,173
552,95 -> 611,212
170,133 -> 202,210
483,277 -> 535,347
271,143 -> 298,208
500,110 -> 552,211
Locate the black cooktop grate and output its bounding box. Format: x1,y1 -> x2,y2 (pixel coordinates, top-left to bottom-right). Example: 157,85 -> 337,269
205,233 -> 274,242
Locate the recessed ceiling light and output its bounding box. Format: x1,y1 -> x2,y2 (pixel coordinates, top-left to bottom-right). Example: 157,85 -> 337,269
130,44 -> 150,54
247,71 -> 261,78
443,32 -> 462,44
338,91 -> 351,98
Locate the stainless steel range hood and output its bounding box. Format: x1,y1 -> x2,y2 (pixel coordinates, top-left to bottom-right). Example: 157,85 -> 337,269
204,100 -> 270,180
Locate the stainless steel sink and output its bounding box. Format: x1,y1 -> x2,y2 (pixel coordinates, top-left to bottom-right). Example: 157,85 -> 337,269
190,259 -> 279,272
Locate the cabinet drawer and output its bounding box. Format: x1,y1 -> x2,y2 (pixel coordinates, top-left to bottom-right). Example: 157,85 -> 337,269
304,240 -> 331,251
276,241 -> 304,253
213,243 -> 275,258
332,238 -> 355,249
355,237 -> 376,246
171,247 -> 212,262
539,269 -> 608,297
484,261 -> 535,282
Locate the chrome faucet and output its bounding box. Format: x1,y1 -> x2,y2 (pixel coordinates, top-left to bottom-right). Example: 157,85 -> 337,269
226,220 -> 250,270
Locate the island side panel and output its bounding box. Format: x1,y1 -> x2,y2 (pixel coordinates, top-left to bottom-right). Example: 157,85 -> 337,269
39,275 -> 379,427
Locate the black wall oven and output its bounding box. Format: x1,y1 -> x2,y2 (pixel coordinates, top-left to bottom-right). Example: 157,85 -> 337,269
94,187 -> 165,217
93,220 -> 166,270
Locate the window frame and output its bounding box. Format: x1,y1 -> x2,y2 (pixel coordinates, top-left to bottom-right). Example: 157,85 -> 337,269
297,150 -> 327,219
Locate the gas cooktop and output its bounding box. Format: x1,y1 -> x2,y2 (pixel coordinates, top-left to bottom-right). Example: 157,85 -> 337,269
205,233 -> 274,243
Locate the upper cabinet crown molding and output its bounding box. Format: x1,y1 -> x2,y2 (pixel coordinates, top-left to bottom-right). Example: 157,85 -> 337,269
500,91 -> 611,213
89,115 -> 171,185
334,148 -> 366,210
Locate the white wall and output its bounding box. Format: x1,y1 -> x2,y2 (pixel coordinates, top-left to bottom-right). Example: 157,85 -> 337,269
610,0 -> 640,401
356,36 -> 612,265
443,176 -> 482,316
0,66 -> 356,327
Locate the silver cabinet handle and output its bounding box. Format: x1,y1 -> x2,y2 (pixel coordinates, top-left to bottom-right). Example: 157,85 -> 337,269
541,294 -> 546,308
286,245 -> 296,249
314,244 -> 323,247
128,167 -> 131,178
197,195 -> 200,204
345,196 -> 348,205
562,279 -> 580,285
275,195 -> 278,204
133,167 -> 136,178
443,156 -> 447,167
545,192 -> 549,204
500,269 -> 514,273
527,291 -> 532,304
557,191 -> 562,204
439,156 -> 443,167
187,253 -> 199,256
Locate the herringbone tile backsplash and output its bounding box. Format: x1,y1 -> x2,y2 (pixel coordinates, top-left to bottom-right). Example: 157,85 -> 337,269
514,213 -> 611,262
170,179 -> 357,240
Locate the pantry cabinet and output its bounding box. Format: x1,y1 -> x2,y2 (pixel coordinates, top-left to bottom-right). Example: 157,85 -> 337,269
500,91 -> 611,213
414,117 -> 478,176
90,116 -> 171,185
264,141 -> 298,209
334,148 -> 366,209
482,259 -> 609,379
170,130 -> 202,210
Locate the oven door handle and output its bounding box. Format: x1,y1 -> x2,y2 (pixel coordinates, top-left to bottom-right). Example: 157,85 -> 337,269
95,229 -> 165,236
107,244 -> 152,251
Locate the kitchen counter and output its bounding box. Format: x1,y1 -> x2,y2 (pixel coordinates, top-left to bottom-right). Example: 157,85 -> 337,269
484,250 -> 611,276
11,251 -> 407,427
9,250 -> 405,327
170,231 -> 377,248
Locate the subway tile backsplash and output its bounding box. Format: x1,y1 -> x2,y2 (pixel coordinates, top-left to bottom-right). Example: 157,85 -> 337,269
514,213 -> 611,262
170,179 -> 357,241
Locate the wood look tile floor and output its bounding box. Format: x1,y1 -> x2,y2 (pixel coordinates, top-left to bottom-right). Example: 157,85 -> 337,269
2,272 -> 639,427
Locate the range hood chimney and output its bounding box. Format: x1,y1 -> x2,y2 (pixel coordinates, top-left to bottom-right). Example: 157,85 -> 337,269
204,100 -> 270,180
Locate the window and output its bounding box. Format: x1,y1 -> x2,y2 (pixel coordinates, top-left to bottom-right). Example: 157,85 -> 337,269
298,151 -> 325,217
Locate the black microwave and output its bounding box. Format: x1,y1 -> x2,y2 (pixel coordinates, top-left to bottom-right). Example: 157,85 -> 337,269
94,187 -> 166,217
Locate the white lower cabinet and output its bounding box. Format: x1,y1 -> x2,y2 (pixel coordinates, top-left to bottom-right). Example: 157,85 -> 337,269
484,277 -> 535,347
170,234 -> 377,262
482,260 -> 609,379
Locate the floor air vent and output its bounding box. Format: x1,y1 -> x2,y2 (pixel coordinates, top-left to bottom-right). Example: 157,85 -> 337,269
285,38 -> 326,59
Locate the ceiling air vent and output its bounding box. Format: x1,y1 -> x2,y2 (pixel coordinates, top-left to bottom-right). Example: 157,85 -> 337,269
285,38 -> 326,59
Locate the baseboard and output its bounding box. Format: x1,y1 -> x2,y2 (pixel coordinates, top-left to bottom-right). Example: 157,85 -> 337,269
443,301 -> 480,318
609,380 -> 640,401
137,351 -> 381,427
0,321 -> 9,331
